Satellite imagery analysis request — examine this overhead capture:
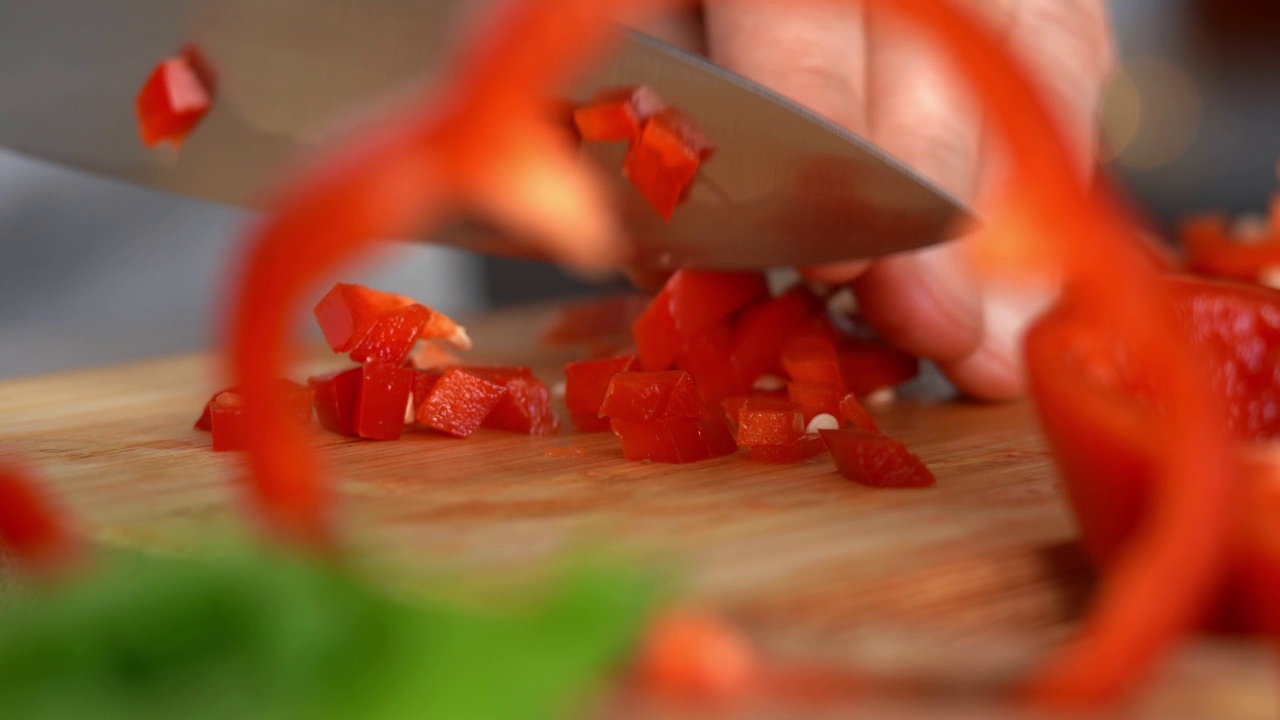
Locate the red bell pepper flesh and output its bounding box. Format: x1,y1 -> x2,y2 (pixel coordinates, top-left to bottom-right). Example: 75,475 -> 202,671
1182,214 -> 1280,283
623,108 -> 714,221
677,320 -> 750,405
731,286 -> 823,384
665,270 -> 769,340
819,429 -> 935,488
565,355 -> 635,430
781,332 -> 844,388
193,389 -> 221,431
136,50 -> 212,148
0,458 -> 82,577
473,368 -> 561,435
313,283 -> 415,354
786,382 -> 844,424
632,289 -> 683,371
348,303 -> 434,365
210,391 -> 248,452
837,342 -> 920,397
839,393 -> 880,433
415,368 -> 507,438
197,380 -> 313,431
748,436 -> 826,464
599,370 -> 708,421
572,85 -> 665,142
411,369 -> 442,411
352,362 -> 413,441
721,392 -> 788,432
610,416 -> 736,464
736,398 -> 804,447
309,368 -> 363,437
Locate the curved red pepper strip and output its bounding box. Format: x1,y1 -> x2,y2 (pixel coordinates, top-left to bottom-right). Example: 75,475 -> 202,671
226,0 -> 1235,705
0,456 -> 81,578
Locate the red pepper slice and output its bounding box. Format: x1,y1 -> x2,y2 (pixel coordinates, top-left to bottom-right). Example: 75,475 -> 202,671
0,456 -> 82,576
819,429 -> 935,488
610,416 -> 736,464
410,369 -> 442,411
471,367 -> 561,435
632,288 -> 683,371
678,320 -> 750,405
748,436 -> 826,464
414,368 -> 507,438
350,361 -> 414,441
730,285 -> 823,385
573,86 -> 665,143
313,283 -> 416,354
623,108 -> 714,220
786,382 -> 844,424
1182,213 -> 1280,284
837,341 -> 919,397
736,398 -> 804,447
666,271 -> 769,341
599,370 -> 708,422
196,380 -> 312,432
839,393 -> 880,433
781,332 -> 844,388
209,391 -> 248,451
135,48 -> 213,148
565,354 -> 636,432
309,369 -> 363,437
348,303 -> 435,365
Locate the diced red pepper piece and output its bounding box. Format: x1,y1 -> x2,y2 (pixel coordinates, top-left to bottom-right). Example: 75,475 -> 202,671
309,368 -> 363,437
349,303 -> 435,365
839,393 -> 880,433
721,392 -> 788,432
1182,213 -> 1280,283
837,341 -> 919,396
610,416 -> 737,464
573,85 -> 666,142
136,49 -> 212,148
193,389 -> 222,431
313,283 -> 415,354
781,332 -> 844,388
600,371 -> 709,421
623,108 -> 715,220
678,320 -> 750,405
410,369 -> 442,411
566,355 -> 636,432
353,362 -> 414,441
730,286 -> 823,384
748,436 -> 826,464
632,289 -> 683,371
210,391 -> 247,452
196,380 -> 312,431
415,368 -> 507,438
471,367 -> 561,435
0,458 -> 81,576
736,398 -> 804,447
635,610 -> 759,702
665,271 -> 769,340
786,382 -> 843,423
819,429 -> 936,488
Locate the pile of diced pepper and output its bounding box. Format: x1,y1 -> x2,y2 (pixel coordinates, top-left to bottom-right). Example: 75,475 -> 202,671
196,273 -> 934,488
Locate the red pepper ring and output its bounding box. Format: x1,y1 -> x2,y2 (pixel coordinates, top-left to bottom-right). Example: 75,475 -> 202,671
223,0 -> 1238,707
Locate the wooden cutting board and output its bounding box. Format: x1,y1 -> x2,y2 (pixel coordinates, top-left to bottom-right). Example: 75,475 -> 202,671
0,303 -> 1274,718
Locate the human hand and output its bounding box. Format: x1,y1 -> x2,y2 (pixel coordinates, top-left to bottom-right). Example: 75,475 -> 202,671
636,0 -> 1115,400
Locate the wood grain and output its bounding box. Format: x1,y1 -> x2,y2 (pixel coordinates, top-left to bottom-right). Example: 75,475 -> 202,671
0,303 -> 1273,718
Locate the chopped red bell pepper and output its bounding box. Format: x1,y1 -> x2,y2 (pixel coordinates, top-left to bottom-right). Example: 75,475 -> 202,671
665,271 -> 769,340
572,86 -> 665,142
839,393 -> 880,433
610,416 -> 736,464
623,108 -> 714,220
313,283 -> 415,354
348,303 -> 435,365
819,429 -> 935,488
411,369 -> 442,411
599,370 -> 708,421
748,436 -> 826,464
736,398 -> 804,447
1182,213 -> 1280,284
136,48 -> 213,148
837,341 -> 919,396
635,610 -> 758,702
193,389 -> 222,431
781,332 -> 844,388
471,367 -> 561,435
351,361 -> 414,441
196,380 -> 311,432
721,392 -> 788,432
309,368 -> 363,437
786,382 -> 843,423
678,321 -> 750,405
730,285 -> 823,385
209,391 -> 247,451
414,368 -> 507,438
632,289 -> 682,371
0,457 -> 81,576
565,354 -> 636,432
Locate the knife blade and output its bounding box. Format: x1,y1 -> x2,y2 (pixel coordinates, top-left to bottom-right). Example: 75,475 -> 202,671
0,0 -> 969,269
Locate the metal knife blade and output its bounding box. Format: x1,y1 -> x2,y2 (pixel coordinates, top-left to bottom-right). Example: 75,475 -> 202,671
0,0 -> 969,269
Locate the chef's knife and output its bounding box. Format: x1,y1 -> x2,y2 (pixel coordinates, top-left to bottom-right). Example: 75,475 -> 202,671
0,0 -> 969,269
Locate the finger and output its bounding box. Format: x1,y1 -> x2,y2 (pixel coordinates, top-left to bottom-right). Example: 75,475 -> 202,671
703,0 -> 870,135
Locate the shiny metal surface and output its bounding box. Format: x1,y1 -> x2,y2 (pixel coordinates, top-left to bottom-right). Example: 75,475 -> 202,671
0,0 -> 969,269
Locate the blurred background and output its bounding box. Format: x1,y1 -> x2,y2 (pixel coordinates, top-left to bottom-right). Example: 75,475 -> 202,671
1,0 -> 1278,379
